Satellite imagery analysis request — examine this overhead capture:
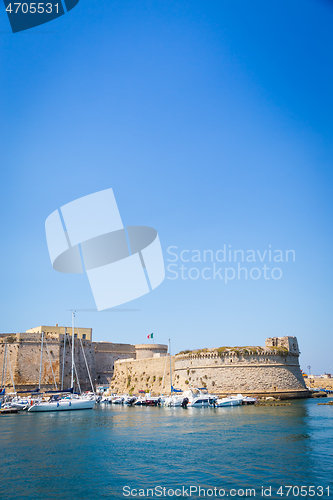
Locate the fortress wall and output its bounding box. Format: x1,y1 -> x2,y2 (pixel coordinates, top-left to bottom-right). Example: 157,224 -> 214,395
0,333 -> 62,391
174,351 -> 308,397
110,356 -> 174,395
0,333 -> 308,398
109,338 -> 308,398
0,334 -> 138,392
0,339 -> 19,390
16,335 -> 61,389
93,342 -> 136,385
0,333 -> 97,392
58,336 -> 97,392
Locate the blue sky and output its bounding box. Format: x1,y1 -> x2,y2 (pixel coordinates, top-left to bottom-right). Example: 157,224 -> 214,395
0,0 -> 332,374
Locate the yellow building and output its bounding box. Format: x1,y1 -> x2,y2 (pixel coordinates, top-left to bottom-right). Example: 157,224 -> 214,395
26,324 -> 92,341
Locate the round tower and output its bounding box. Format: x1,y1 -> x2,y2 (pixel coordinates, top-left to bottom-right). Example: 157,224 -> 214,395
135,344 -> 168,360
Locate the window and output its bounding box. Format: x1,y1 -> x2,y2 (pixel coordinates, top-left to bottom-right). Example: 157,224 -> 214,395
74,334 -> 77,338
82,334 -> 86,339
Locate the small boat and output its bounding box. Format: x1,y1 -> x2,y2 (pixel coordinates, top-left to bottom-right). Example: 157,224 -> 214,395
112,395 -> 125,404
145,396 -> 161,406
101,393 -> 119,403
214,394 -> 244,407
100,395 -> 116,404
124,396 -> 137,405
164,395 -> 184,407
8,397 -> 33,410
186,388 -> 217,408
133,397 -> 146,406
0,407 -> 19,414
189,395 -> 210,407
242,396 -> 257,405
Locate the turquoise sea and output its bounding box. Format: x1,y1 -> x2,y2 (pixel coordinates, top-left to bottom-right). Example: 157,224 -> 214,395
1,398 -> 333,500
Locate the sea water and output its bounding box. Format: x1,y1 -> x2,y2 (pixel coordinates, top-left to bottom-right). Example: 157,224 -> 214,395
1,398 -> 333,499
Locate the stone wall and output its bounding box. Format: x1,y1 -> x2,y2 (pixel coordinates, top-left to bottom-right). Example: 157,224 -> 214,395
0,333 -> 308,399
0,333 -> 137,392
110,337 -> 309,399
110,355 -> 174,395
305,377 -> 333,390
175,350 -> 307,398
93,342 -> 136,385
0,332 -> 97,392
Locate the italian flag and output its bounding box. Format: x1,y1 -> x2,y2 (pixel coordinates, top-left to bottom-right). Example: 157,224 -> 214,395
147,333 -> 153,339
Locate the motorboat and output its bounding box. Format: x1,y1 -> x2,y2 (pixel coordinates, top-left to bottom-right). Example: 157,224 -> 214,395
213,394 -> 244,407
186,388 -> 217,408
100,395 -> 116,404
133,397 -> 146,406
124,396 -> 137,405
112,395 -> 127,404
164,395 -> 184,407
0,406 -> 19,414
80,391 -> 100,402
7,397 -> 32,410
145,396 -> 161,406
242,396 -> 257,405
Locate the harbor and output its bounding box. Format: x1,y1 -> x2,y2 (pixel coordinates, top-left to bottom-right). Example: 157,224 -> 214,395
1,397 -> 332,500
0,319 -> 311,400
1,320 -> 329,415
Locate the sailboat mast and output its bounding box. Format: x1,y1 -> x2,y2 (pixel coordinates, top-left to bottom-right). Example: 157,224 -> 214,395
38,330 -> 44,390
169,338 -> 172,394
61,327 -> 66,390
71,312 -> 75,389
1,342 -> 7,390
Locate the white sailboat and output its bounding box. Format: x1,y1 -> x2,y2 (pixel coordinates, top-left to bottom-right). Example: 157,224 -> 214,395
29,312 -> 96,413
28,393 -> 95,412
163,340 -> 189,407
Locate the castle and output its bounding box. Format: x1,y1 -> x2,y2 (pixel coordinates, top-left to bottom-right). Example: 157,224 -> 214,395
0,325 -> 167,392
110,336 -> 308,399
0,327 -> 308,398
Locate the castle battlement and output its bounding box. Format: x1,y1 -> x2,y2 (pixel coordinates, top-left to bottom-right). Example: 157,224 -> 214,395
110,336 -> 308,399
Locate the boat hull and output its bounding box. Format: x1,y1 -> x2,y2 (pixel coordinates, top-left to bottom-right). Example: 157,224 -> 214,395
28,400 -> 95,412
188,402 -> 210,407
215,399 -> 242,407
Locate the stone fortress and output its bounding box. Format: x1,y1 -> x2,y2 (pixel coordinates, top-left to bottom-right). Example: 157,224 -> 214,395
0,325 -> 166,392
0,326 -> 308,398
111,335 -> 308,398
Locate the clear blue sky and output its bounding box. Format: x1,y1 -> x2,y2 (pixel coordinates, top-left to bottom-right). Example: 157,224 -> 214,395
0,0 -> 332,374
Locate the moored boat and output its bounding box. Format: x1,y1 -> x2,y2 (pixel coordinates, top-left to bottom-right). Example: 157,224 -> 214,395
28,313 -> 96,413
0,407 -> 20,414
186,388 -> 217,408
28,394 -> 95,412
242,396 -> 257,405
214,394 -> 244,407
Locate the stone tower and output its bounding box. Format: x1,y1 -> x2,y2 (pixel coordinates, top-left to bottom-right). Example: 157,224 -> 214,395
265,336 -> 299,355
